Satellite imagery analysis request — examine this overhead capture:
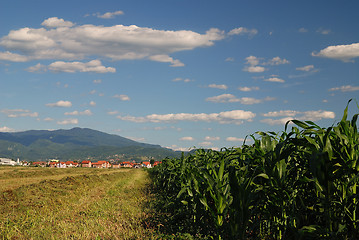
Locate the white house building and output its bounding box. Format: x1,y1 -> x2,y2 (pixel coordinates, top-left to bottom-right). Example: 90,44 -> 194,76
0,158 -> 20,166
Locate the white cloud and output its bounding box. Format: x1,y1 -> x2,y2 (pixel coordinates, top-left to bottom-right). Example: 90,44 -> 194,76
89,101 -> 96,106
1,109 -> 38,118
228,27 -> 258,37
329,85 -> 359,92
243,55 -> 288,73
26,63 -> 47,72
41,17 -> 74,28
206,94 -> 275,104
238,86 -> 259,92
225,57 -> 235,62
261,117 -> 294,126
0,126 -> 15,132
117,109 -> 256,125
265,56 -> 290,65
46,60 -> 116,73
264,77 -> 285,83
261,110 -> 335,125
44,117 -> 54,121
296,65 -> 315,72
57,118 -> 78,125
172,77 -> 193,82
208,84 -> 228,90
149,54 -> 184,67
199,141 -> 212,146
93,79 -> 102,84
64,109 -> 92,116
180,136 -> 194,141
46,100 -> 72,107
298,28 -> 308,33
244,65 -> 266,73
226,137 -> 245,142
0,19 -> 225,66
316,28 -> 331,35
312,43 -> 359,62
0,51 -> 29,62
263,110 -> 298,117
107,110 -> 119,115
166,145 -> 191,152
95,10 -> 124,19
113,94 -> 130,101
243,56 -> 265,72
245,55 -> 261,66
205,136 -> 220,141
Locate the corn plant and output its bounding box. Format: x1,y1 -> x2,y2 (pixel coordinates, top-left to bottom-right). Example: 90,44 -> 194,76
149,99 -> 359,239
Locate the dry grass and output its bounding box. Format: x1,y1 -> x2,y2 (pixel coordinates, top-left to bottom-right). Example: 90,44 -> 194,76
0,167 -> 157,239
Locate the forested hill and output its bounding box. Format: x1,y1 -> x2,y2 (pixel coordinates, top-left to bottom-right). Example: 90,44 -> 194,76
0,127 -> 180,161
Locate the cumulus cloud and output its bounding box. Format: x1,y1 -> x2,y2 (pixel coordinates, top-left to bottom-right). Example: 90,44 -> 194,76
0,51 -> 28,62
149,54 -> 184,67
208,84 -> 228,90
243,55 -> 289,73
296,65 -> 315,72
264,77 -> 285,83
113,94 -> 130,101
261,110 -> 335,125
95,10 -> 124,19
205,136 -> 220,141
225,57 -> 235,62
238,86 -> 259,92
263,110 -> 298,117
265,56 -> 290,65
199,141 -> 212,146
1,109 -> 38,118
328,85 -> 359,92
46,100 -> 72,107
312,43 -> 359,62
44,117 -> 54,121
0,18 -> 225,66
180,136 -> 194,141
28,60 -> 115,73
228,27 -> 258,37
89,101 -> 96,106
64,109 -> 92,116
0,126 -> 15,132
226,137 -> 245,142
316,28 -> 331,35
243,56 -> 264,72
298,27 -> 308,33
117,110 -> 256,125
244,65 -> 266,73
41,17 -> 74,28
46,60 -> 116,73
172,77 -> 193,82
57,118 -> 78,125
107,110 -> 119,115
206,94 -> 275,104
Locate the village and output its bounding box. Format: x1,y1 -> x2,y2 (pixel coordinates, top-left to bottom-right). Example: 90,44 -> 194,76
0,157 -> 161,168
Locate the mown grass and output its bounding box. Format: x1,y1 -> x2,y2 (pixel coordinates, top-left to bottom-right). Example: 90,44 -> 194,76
0,167 -> 158,239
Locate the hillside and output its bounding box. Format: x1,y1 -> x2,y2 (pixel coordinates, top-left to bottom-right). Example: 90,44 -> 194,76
0,128 -> 180,161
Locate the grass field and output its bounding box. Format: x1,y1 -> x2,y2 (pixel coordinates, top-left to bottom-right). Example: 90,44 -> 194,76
0,167 -> 158,240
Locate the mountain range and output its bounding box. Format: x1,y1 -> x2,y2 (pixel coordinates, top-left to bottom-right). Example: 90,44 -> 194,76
0,127 -> 180,161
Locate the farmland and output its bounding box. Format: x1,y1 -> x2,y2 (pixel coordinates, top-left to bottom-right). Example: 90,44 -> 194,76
0,167 -> 158,239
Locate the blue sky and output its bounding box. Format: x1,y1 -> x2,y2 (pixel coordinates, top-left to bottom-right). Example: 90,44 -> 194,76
0,0 -> 358,151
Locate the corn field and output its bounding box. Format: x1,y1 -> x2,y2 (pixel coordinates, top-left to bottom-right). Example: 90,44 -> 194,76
149,100 -> 359,239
